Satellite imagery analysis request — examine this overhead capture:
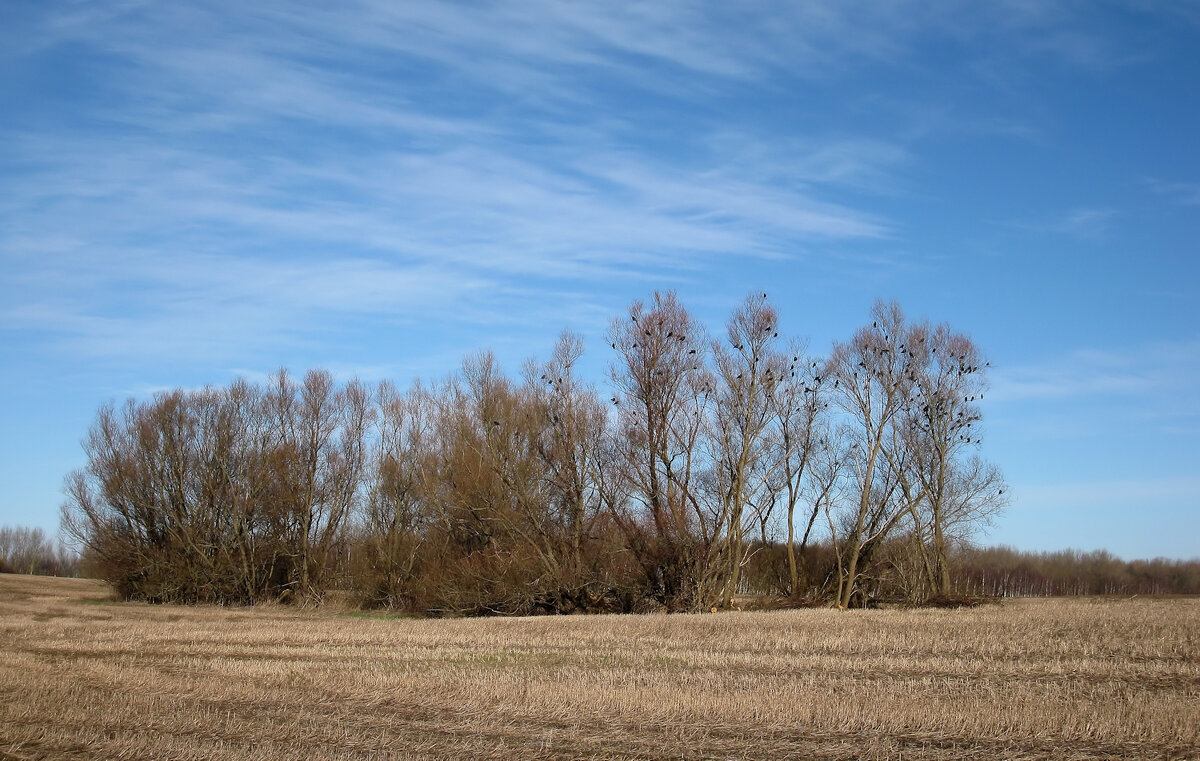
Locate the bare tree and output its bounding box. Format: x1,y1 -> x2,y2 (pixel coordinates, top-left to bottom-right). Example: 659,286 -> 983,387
901,323 -> 1008,596
426,353 -> 540,613
826,301 -> 926,608
64,393 -> 216,600
766,338 -> 828,598
428,349 -> 607,614
212,379 -> 279,604
360,380 -> 434,609
263,369 -> 372,603
62,373 -> 371,604
524,332 -> 612,608
710,293 -> 786,607
607,291 -> 716,610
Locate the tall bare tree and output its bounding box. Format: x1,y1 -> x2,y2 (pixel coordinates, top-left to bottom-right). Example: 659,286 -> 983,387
826,301 -> 926,608
525,332 -> 610,603
710,293 -> 786,607
767,338 -> 829,598
607,291 -> 716,610
901,323 -> 1008,596
264,369 -> 372,604
429,352 -> 547,613
361,379 -> 434,608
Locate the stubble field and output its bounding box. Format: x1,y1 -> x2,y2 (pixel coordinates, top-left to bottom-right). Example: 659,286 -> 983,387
0,574 -> 1196,761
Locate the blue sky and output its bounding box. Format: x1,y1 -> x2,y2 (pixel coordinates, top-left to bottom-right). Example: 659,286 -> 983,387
1,1 -> 1197,560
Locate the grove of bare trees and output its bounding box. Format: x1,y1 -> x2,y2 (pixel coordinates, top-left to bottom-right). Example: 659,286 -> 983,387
0,526 -> 77,576
62,293 -> 1014,611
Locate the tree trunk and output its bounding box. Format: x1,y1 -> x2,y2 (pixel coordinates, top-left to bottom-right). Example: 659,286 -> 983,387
786,506 -> 799,598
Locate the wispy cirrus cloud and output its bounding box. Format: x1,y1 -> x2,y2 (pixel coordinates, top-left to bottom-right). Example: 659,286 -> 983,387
1018,207 -> 1118,240
1,3 -> 910,367
989,340 -> 1200,443
1144,178 -> 1200,207
0,0 -> 1170,371
990,340 -> 1200,403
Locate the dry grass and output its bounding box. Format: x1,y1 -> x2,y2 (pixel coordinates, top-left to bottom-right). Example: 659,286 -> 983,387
1,574 -> 1196,760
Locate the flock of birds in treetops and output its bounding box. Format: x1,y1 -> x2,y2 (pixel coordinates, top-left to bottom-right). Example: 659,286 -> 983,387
521,294 -> 994,451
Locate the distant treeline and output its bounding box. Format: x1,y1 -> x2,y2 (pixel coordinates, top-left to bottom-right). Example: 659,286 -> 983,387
950,546 -> 1200,597
735,542 -> 1200,599
61,293 -> 1015,612
0,526 -> 78,577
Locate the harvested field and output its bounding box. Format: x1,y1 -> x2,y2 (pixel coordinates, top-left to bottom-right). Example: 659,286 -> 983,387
0,574 -> 1196,760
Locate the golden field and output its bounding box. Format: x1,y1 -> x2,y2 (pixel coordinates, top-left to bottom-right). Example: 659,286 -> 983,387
0,574 -> 1196,760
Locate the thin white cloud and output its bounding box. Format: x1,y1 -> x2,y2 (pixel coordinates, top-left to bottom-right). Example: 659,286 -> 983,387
990,340 -> 1200,403
1,0 -> 1171,371
999,207 -> 1118,241
1040,207 -> 1117,239
988,340 -> 1200,442
1144,178 -> 1200,207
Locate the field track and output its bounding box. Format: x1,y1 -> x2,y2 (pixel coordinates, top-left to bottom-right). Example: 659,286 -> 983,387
1,574 -> 1197,760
